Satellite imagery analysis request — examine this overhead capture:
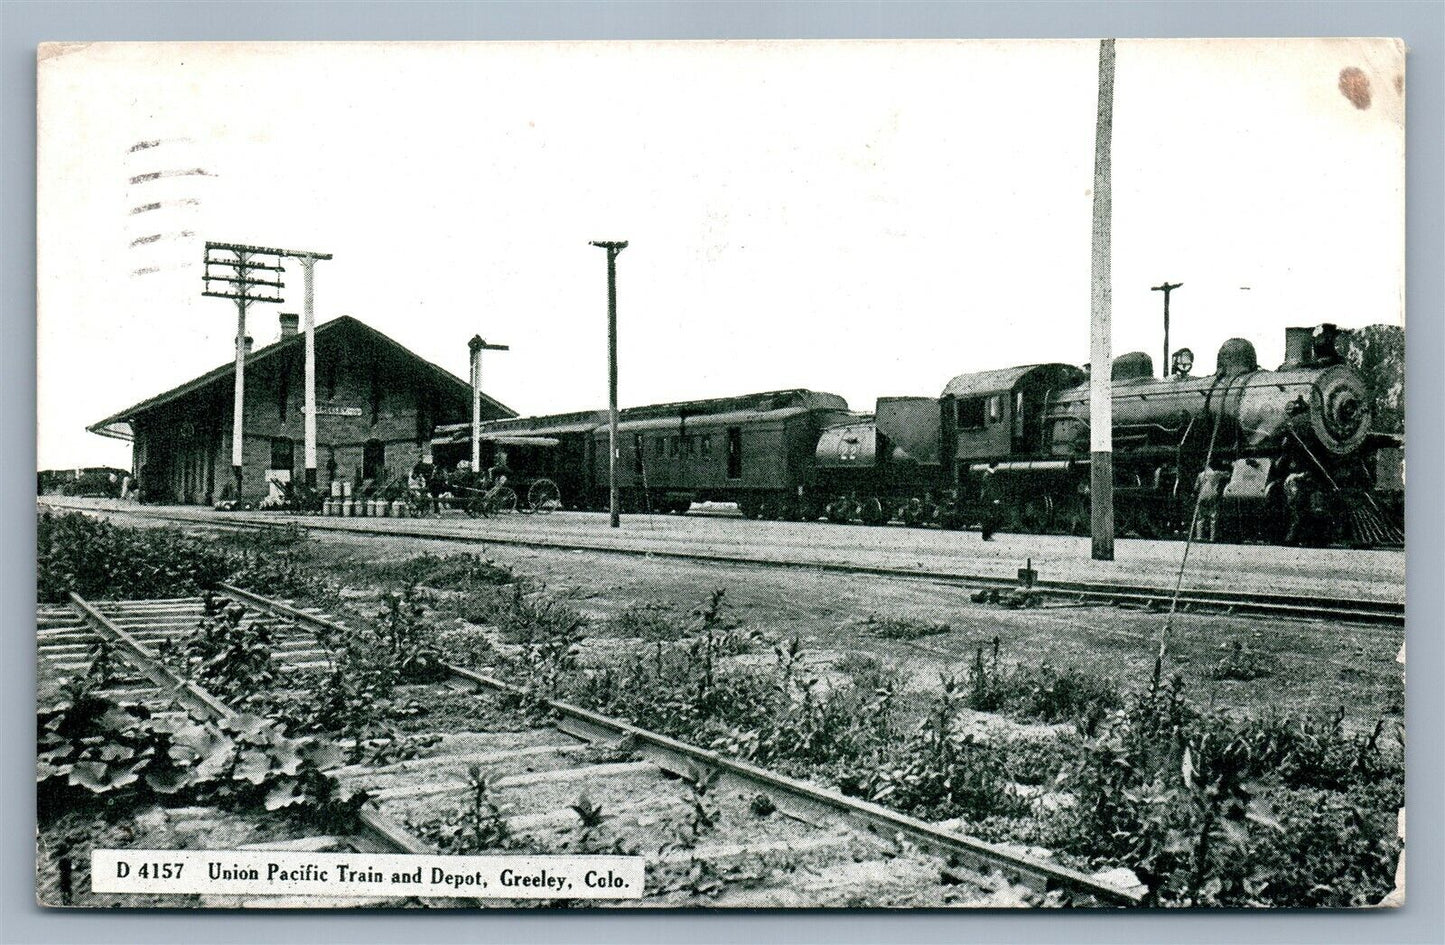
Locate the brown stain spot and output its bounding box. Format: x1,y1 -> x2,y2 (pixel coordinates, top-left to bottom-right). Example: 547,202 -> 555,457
1394,73 -> 1404,95
1339,67 -> 1371,109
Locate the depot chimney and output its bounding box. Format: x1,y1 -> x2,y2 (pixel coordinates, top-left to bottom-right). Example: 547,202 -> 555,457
243,335 -> 254,355
279,312 -> 299,339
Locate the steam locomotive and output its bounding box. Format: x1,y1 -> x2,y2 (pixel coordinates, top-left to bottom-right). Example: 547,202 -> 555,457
434,324 -> 1402,546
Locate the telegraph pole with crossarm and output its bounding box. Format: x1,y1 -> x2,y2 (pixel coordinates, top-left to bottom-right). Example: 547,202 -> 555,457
1152,281 -> 1183,378
203,241 -> 331,501
590,240 -> 628,528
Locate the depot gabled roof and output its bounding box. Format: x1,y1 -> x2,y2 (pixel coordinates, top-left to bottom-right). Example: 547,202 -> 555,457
87,315 -> 515,441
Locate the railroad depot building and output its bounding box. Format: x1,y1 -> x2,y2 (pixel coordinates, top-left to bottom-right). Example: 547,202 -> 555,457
88,314 -> 514,504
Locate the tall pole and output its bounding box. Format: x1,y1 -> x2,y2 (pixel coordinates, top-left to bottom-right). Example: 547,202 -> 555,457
1090,38 -> 1117,562
590,240 -> 628,528
300,255 -> 319,488
468,335 -> 509,471
231,251 -> 250,500
204,241 -> 325,501
1152,281 -> 1183,377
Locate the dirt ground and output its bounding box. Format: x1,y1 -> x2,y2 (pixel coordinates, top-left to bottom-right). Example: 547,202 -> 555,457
175,517 -> 1405,731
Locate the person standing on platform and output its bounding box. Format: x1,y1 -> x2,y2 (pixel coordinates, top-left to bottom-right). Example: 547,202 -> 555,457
1194,463 -> 1231,542
980,467 -> 1002,541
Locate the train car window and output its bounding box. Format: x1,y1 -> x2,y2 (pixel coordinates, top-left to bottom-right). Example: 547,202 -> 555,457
727,427 -> 742,479
700,435 -> 713,457
633,434 -> 644,475
957,397 -> 986,429
683,436 -> 694,457
988,395 -> 1002,423
655,436 -> 666,457
668,437 -> 678,457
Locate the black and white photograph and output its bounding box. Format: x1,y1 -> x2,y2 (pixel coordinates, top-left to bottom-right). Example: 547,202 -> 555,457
34,38 -> 1406,910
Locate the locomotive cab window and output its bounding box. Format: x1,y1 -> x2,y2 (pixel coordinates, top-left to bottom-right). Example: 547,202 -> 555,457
957,397 -> 987,429
988,395 -> 1003,423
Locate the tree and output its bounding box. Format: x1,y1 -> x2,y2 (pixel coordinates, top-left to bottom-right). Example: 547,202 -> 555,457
1342,324 -> 1404,436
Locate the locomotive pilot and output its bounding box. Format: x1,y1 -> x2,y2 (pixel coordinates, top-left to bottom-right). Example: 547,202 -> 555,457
1283,470 -> 1315,545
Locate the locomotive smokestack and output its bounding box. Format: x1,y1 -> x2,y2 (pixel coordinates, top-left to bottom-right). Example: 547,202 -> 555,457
243,335 -> 254,355
1283,327 -> 1312,367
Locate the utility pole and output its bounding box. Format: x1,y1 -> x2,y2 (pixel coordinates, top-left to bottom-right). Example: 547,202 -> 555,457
590,240 -> 628,528
1152,281 -> 1183,377
468,335 -> 509,470
203,242 -> 286,501
291,251 -> 333,490
1089,39 -> 1117,562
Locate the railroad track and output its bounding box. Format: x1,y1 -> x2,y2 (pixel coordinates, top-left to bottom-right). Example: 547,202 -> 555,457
48,501 -> 1404,628
37,584 -> 1145,908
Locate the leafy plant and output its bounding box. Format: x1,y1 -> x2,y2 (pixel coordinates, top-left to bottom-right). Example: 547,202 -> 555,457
861,674 -> 1027,822
158,602 -> 279,703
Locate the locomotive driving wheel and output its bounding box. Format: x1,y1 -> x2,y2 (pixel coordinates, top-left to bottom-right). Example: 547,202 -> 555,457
526,478 -> 561,514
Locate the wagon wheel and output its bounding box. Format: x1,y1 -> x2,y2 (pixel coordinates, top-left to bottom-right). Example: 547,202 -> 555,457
1020,495 -> 1054,533
488,486 -> 518,515
527,478 -> 561,514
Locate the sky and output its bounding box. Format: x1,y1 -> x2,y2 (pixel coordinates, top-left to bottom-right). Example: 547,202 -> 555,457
36,38 -> 1405,470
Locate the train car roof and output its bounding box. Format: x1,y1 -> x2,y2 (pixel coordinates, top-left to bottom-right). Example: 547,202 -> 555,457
619,389 -> 848,421
941,364 -> 1084,399
610,404 -> 822,434
432,410 -> 610,444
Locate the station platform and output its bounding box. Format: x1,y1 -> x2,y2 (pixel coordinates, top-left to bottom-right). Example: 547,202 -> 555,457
42,497 -> 1405,605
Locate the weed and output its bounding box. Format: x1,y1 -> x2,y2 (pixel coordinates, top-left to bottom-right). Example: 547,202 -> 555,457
158,602 -> 279,704
861,675 -> 1027,822
410,764 -> 515,854
1206,641 -> 1283,681
966,637 -> 1121,728
864,613 -> 952,640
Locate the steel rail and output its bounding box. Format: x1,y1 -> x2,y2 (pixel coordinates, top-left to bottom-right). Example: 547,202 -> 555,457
218,582 -> 1146,906
90,501 -> 1401,627
63,592 -> 446,873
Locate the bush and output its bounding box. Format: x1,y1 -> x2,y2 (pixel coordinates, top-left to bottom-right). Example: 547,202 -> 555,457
37,512 -> 234,603
357,553 -> 515,592
860,675 -> 1027,821
1049,672 -> 1403,906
